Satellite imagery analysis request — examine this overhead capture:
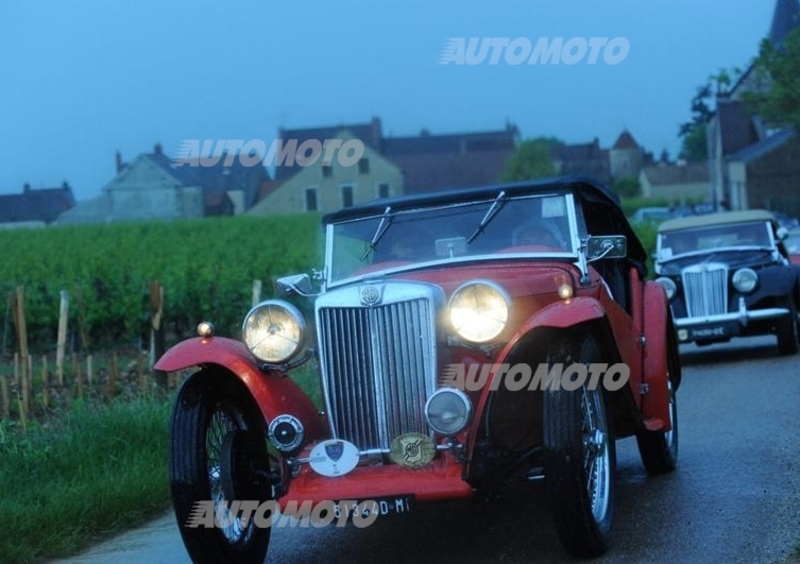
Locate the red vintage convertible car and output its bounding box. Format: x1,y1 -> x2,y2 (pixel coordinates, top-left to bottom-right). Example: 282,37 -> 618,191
157,176 -> 680,562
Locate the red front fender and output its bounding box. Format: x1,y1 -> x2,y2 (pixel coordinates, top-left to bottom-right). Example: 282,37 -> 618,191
640,282 -> 672,431
466,296 -> 608,451
155,337 -> 327,440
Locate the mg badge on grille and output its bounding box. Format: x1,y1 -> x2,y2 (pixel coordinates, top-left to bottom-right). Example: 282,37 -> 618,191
360,285 -> 382,306
389,433 -> 436,468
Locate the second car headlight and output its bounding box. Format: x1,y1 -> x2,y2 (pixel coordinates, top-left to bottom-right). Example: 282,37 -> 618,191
655,277 -> 677,300
732,268 -> 758,293
242,300 -> 305,363
449,281 -> 510,343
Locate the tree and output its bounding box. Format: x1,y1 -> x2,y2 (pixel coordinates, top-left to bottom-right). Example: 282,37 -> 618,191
612,177 -> 641,199
678,68 -> 740,161
678,124 -> 708,161
501,137 -> 563,181
744,28 -> 800,131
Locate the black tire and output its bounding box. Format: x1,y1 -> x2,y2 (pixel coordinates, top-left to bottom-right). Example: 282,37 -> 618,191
543,335 -> 615,557
635,379 -> 678,474
170,370 -> 273,564
776,297 -> 799,356
636,327 -> 679,475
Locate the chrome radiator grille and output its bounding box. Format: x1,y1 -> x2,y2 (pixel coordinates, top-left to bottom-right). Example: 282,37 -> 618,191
681,263 -> 729,317
316,287 -> 437,451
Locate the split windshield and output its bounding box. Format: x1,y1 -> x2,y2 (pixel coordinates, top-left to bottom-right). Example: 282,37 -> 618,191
657,221 -> 772,261
327,193 -> 577,283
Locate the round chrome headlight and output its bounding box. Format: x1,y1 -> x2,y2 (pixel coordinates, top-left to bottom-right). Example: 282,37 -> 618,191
449,281 -> 510,343
732,268 -> 758,293
425,388 -> 473,435
655,277 -> 677,300
242,300 -> 305,363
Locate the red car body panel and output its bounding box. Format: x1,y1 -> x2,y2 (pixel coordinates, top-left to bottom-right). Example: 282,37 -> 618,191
279,451 -> 471,509
154,337 -> 327,441
639,281 -> 673,431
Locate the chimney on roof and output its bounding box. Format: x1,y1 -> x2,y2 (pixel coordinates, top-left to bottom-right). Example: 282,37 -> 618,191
62,181 -> 69,190
23,182 -> 30,193
115,151 -> 123,173
371,116 -> 382,148
154,143 -> 163,156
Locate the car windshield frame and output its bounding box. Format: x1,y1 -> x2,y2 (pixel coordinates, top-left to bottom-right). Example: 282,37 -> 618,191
323,191 -> 582,287
656,220 -> 776,264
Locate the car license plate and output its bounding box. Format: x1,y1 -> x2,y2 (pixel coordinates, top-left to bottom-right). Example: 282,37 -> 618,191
688,323 -> 735,340
333,495 -> 414,520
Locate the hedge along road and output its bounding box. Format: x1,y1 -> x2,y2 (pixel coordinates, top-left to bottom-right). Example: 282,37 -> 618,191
57,335 -> 800,564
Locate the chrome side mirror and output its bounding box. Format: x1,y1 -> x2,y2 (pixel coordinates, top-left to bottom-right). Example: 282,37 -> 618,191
275,274 -> 315,297
586,235 -> 627,261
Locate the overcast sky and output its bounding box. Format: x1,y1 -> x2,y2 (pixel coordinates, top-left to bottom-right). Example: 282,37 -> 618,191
0,0 -> 776,200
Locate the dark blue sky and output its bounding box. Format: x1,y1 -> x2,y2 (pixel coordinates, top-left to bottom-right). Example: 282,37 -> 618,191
0,0 -> 774,200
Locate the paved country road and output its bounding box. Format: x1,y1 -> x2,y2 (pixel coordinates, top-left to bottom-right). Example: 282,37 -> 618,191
56,336 -> 800,564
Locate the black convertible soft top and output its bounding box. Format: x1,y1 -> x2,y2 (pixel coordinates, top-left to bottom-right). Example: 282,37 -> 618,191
322,175 -> 648,269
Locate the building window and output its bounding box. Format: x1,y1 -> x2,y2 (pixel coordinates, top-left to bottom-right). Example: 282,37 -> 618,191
305,187 -> 318,211
377,183 -> 390,199
322,164 -> 332,178
358,158 -> 370,174
341,185 -> 354,208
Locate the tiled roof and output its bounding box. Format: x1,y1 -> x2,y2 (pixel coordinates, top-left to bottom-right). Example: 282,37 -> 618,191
641,162 -> 709,186
728,127 -> 795,163
770,0 -> 800,46
717,100 -> 761,155
0,183 -> 75,224
386,148 -> 515,194
612,130 -> 639,150
382,129 -> 517,156
275,118 -> 383,181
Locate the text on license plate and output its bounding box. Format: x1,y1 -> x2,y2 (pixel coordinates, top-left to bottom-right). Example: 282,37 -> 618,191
333,495 -> 414,520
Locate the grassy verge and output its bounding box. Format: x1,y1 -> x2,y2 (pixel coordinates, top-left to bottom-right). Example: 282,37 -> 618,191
0,397 -> 173,564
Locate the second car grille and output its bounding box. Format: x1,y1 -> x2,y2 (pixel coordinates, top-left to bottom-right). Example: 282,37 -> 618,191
681,263 -> 728,317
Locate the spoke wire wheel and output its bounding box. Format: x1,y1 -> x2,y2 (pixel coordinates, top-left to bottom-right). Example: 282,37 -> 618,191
581,386 -> 612,524
206,402 -> 255,545
542,334 -> 615,558
170,371 -> 273,564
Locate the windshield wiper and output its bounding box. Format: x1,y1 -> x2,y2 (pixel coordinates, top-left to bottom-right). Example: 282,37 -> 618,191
467,190 -> 506,244
360,206 -> 393,261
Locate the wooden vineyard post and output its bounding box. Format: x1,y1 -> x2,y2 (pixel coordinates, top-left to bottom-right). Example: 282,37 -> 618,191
73,354 -> 83,400
150,281 -> 167,388
106,352 -> 118,400
137,350 -> 147,397
41,355 -> 49,410
21,355 -> 31,419
1,375 -> 9,419
56,290 -> 69,386
13,287 -> 29,392
252,279 -> 262,307
87,355 -> 93,386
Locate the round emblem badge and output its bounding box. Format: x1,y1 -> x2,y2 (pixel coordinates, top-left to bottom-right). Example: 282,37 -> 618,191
389,433 -> 436,468
360,286 -> 380,305
308,439 -> 360,477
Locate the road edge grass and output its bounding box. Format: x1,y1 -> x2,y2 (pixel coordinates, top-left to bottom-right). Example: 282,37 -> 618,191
0,396 -> 173,564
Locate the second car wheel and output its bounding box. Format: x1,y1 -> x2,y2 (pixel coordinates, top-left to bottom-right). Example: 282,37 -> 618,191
776,297 -> 799,355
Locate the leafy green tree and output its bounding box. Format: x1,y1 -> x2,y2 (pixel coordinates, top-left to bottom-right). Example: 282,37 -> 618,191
679,123 -> 708,161
744,28 -> 800,131
678,68 -> 740,160
612,177 -> 641,199
501,137 -> 564,181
